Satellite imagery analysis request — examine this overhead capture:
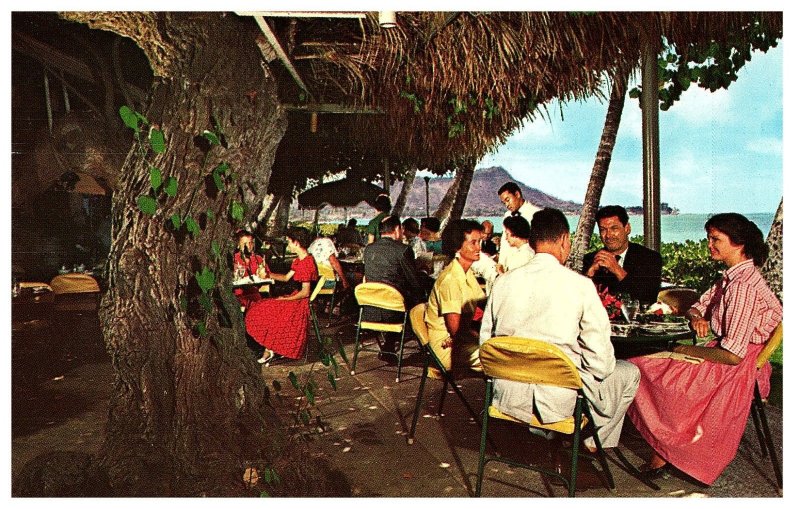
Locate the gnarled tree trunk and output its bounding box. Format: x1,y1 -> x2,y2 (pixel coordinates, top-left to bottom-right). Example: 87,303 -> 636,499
761,197 -> 783,301
434,159 -> 475,230
567,71 -> 627,271
60,12 -> 294,495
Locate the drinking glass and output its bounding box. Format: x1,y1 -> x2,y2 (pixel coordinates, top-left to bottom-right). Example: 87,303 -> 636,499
623,299 -> 640,322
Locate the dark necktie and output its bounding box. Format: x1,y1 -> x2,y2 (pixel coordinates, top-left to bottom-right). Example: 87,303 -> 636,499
511,211 -> 521,217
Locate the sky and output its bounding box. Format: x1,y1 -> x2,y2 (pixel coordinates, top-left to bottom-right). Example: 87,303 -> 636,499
477,42 -> 784,215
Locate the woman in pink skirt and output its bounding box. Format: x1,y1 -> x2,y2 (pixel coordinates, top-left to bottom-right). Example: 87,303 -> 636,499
627,213 -> 782,484
245,227 -> 318,364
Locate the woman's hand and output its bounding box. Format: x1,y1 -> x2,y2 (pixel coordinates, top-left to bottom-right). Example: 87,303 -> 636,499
687,310 -> 710,338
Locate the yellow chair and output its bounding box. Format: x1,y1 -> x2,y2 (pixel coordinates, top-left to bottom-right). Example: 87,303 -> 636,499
406,303 -> 485,445
749,322 -> 782,491
50,273 -> 101,312
351,282 -> 410,382
657,287 -> 700,316
476,336 -> 615,497
316,263 -> 339,323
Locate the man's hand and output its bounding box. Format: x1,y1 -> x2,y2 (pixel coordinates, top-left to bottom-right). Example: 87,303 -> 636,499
587,250 -> 625,281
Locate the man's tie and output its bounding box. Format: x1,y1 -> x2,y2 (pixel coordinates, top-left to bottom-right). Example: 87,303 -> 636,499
511,210 -> 521,217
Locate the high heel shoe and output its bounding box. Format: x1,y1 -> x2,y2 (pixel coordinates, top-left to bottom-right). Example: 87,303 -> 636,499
257,350 -> 275,365
639,462 -> 672,481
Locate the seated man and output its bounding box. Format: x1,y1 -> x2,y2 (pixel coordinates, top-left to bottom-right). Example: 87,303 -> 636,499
419,217 -> 443,254
496,215 -> 535,273
582,205 -> 663,304
480,208 -> 640,465
363,214 -> 427,359
401,217 -> 429,260
480,220 -> 498,258
336,218 -> 363,246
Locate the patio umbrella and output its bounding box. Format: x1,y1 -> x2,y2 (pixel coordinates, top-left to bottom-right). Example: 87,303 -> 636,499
298,178 -> 386,209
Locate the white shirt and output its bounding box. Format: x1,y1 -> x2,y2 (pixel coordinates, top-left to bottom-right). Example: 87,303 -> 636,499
479,252 -> 615,424
501,242 -> 535,272
469,251 -> 499,295
308,237 -> 337,268
498,200 -> 539,267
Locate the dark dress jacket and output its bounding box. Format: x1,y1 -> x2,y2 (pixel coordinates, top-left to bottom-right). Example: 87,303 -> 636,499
362,236 -> 427,321
582,242 -> 663,304
481,238 -> 498,257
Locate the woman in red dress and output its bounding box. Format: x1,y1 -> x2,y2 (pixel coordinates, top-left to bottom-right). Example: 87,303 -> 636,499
233,230 -> 270,311
245,227 -> 318,364
628,213 -> 782,484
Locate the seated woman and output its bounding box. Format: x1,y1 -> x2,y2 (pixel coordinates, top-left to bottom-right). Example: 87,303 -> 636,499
233,230 -> 269,311
423,219 -> 486,374
245,227 -> 319,364
496,215 -> 534,273
627,213 -> 782,484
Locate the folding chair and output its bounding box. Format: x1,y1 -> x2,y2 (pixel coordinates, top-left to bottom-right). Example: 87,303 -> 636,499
406,303 -> 486,444
316,263 -> 339,323
476,336 -> 615,497
350,282 -> 410,382
750,322 -> 783,491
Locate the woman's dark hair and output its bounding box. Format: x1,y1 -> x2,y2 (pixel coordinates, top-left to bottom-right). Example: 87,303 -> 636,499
286,226 -> 312,250
441,219 -> 483,258
502,215 -> 530,240
402,217 -> 420,235
420,216 -> 441,233
374,194 -> 391,213
705,213 -> 768,266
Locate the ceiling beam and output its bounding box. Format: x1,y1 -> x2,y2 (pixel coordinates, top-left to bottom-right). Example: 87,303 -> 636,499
284,103 -> 383,114
237,11 -> 366,19
249,15 -> 310,96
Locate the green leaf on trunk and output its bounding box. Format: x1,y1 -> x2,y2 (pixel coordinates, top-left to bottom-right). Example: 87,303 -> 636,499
299,409 -> 311,425
179,296 -> 188,311
212,170 -> 223,191
327,372 -> 337,390
170,214 -> 182,230
149,128 -> 166,153
195,267 -> 215,293
288,371 -> 299,389
137,195 -> 157,215
149,167 -> 162,191
198,294 -> 212,313
119,105 -> 140,130
164,177 -> 178,197
304,387 -> 315,406
203,130 -> 221,146
206,209 -> 215,222
195,322 -> 207,337
185,216 -> 200,237
211,240 -> 221,258
230,201 -> 244,222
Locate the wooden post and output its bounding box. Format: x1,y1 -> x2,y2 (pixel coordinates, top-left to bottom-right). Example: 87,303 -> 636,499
641,33 -> 662,251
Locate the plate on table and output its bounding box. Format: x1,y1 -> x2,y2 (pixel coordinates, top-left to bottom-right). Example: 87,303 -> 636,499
636,323 -> 690,335
233,276 -> 274,287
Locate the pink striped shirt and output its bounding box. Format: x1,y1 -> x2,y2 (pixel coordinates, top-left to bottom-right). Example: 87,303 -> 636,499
691,259 -> 782,358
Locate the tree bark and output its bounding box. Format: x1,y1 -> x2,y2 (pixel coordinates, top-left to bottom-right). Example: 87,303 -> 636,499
61,12 -> 290,495
392,168 -> 416,217
566,72 -> 627,271
761,197 -> 783,302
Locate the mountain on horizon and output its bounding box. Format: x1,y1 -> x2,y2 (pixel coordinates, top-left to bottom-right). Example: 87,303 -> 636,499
291,166 -> 582,221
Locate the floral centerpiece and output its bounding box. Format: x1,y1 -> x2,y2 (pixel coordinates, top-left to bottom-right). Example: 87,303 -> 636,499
597,287 -> 623,321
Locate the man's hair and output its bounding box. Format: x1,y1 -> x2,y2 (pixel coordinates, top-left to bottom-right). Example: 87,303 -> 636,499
374,194 -> 391,213
401,217 -> 420,235
502,215 -> 530,240
530,208 -> 570,245
441,219 -> 483,258
347,218 -> 357,227
481,220 -> 493,232
497,181 -> 522,196
595,205 -> 629,226
420,216 -> 441,233
379,214 -> 402,235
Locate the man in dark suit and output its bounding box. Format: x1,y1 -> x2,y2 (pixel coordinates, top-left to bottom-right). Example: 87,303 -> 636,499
582,205 -> 663,304
480,220 -> 498,257
363,214 -> 427,357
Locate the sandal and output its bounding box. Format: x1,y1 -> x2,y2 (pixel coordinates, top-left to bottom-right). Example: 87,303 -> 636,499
639,462 -> 672,481
257,350 -> 275,365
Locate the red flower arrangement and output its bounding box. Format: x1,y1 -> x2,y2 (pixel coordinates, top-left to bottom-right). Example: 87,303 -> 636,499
597,287 -> 623,321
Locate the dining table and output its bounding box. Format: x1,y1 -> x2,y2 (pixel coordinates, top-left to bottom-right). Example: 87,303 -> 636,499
610,320 -> 695,359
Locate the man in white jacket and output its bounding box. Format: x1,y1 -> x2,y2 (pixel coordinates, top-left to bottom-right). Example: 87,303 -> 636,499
480,208 -> 640,452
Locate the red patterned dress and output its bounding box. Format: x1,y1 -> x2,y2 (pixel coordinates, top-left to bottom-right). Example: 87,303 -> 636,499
233,252 -> 268,311
245,255 -> 318,359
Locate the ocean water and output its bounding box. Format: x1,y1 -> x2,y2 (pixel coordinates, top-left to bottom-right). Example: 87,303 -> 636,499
475,212 -> 777,244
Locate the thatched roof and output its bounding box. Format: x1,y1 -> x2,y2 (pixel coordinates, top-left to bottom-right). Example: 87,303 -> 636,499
246,11 -> 781,181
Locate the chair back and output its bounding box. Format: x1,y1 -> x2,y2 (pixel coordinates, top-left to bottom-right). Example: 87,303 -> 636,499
309,276 -> 327,304
316,263 -> 336,295
479,336 -> 582,390
354,282 -> 406,313
409,303 -> 430,346
657,287 -> 700,315
49,273 -> 100,295
756,322 -> 783,370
